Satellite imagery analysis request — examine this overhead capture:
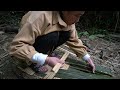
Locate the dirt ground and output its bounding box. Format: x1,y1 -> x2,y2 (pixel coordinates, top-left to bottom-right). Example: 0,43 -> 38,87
80,35 -> 120,78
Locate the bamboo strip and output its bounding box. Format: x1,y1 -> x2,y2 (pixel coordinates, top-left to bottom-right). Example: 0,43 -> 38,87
52,52 -> 69,73
57,47 -> 76,57
43,52 -> 69,79
60,63 -> 69,70
43,72 -> 53,79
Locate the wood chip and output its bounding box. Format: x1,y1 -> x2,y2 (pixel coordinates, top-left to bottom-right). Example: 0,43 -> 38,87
60,64 -> 69,70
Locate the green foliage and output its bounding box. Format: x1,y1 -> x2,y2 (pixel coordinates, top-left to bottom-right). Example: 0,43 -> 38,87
88,35 -> 97,40
78,31 -> 89,37
88,34 -> 105,40
78,11 -> 120,33
77,28 -> 106,40
88,27 -> 108,35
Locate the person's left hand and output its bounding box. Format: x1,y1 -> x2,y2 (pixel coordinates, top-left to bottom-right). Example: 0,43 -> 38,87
87,58 -> 96,73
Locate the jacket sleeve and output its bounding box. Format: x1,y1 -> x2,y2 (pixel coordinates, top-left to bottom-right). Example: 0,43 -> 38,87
66,24 -> 88,59
9,15 -> 46,61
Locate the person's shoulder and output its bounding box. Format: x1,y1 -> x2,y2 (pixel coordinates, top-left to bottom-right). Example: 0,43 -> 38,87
27,11 -> 53,24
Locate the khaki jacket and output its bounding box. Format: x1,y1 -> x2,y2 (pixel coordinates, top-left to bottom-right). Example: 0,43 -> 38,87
9,11 -> 88,62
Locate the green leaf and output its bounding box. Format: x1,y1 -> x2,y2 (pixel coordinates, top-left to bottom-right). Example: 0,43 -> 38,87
82,31 -> 89,36
77,31 -> 89,37
96,34 -> 105,38
89,35 -> 97,40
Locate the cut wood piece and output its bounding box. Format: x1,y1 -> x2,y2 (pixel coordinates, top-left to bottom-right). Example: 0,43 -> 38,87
53,77 -> 61,79
63,44 -> 69,47
52,52 -> 69,73
52,63 -> 62,73
57,47 -> 76,57
18,66 -> 35,75
43,72 -> 53,79
43,52 -> 69,79
60,51 -> 69,61
60,63 -> 69,70
47,72 -> 56,79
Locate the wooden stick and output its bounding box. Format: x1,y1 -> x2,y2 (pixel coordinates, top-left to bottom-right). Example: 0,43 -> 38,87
53,77 -> 61,79
60,63 -> 69,70
47,72 -> 56,79
43,52 -> 69,79
52,52 -> 69,73
57,47 -> 76,57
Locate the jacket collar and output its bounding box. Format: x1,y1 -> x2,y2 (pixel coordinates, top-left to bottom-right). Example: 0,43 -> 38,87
52,11 -> 67,27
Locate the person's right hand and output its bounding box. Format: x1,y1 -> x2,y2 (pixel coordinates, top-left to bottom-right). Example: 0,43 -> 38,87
45,56 -> 65,67
87,58 -> 96,73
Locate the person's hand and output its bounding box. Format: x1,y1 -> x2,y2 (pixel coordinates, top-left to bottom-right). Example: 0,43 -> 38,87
87,58 -> 96,73
45,56 -> 65,67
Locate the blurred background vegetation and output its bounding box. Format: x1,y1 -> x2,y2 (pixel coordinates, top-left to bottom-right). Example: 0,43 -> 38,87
77,11 -> 120,34
0,11 -> 120,35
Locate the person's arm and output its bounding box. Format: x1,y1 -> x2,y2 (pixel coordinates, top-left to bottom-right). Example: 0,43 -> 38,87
66,24 -> 95,73
66,24 -> 88,59
9,12 -> 64,67
9,13 -> 48,66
